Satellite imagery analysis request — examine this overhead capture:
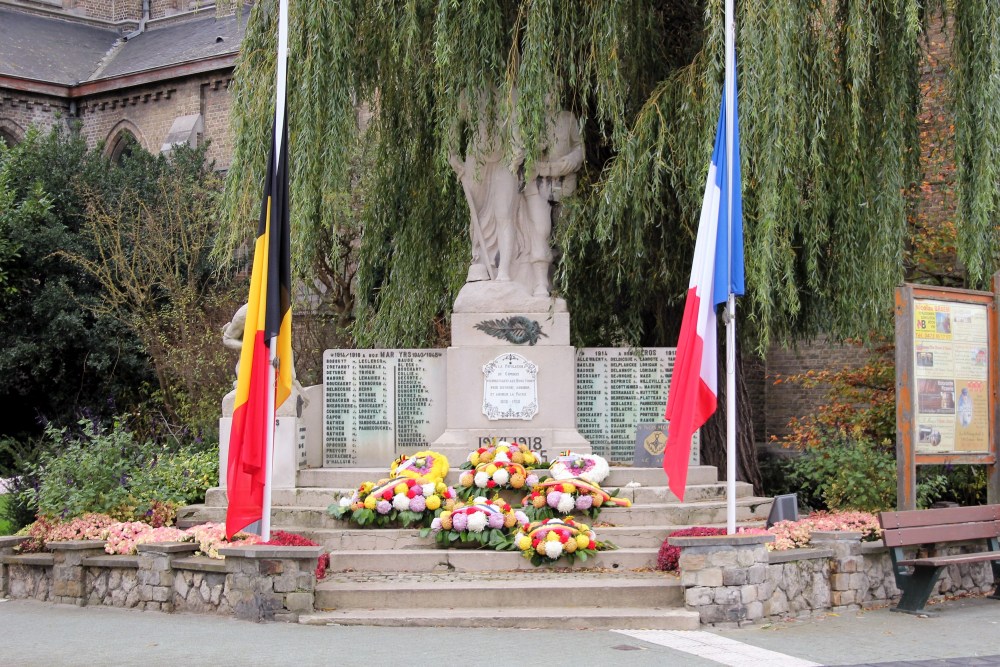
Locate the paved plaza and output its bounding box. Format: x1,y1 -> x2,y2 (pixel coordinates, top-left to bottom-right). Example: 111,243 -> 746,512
2,594 -> 1000,666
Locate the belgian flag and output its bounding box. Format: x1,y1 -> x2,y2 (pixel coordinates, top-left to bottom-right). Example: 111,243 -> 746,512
225,113 -> 293,540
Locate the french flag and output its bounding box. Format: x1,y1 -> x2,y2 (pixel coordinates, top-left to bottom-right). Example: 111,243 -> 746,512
663,83 -> 744,501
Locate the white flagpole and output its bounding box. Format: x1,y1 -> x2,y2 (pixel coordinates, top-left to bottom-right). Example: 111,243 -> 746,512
261,0 -> 289,543
724,0 -> 737,535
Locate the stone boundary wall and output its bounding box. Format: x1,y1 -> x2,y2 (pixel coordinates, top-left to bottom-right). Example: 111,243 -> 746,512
671,532 -> 996,626
0,536 -> 321,623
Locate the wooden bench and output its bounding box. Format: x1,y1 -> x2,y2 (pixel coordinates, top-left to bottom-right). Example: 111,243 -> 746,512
879,505 -> 1000,614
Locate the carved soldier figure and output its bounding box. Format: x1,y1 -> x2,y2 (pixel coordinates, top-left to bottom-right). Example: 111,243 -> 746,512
519,108 -> 584,296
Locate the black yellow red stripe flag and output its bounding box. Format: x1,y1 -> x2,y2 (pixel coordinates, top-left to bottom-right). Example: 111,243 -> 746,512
225,110 -> 293,540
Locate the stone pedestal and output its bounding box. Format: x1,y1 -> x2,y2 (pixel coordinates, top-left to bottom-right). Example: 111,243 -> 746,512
670,533 -> 775,626
136,541 -> 199,612
49,540 -> 109,606
219,384 -> 321,489
433,281 -> 590,463
218,544 -> 323,623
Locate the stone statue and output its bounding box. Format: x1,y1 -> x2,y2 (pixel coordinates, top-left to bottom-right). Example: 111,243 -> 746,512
221,303 -> 248,353
449,95 -> 584,297
520,109 -> 584,296
448,104 -> 522,285
221,302 -> 308,405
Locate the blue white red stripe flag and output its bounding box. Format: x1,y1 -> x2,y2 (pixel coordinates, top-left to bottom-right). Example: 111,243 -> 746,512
663,83 -> 744,502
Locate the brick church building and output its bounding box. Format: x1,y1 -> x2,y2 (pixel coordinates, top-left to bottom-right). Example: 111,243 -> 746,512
0,0 -> 244,167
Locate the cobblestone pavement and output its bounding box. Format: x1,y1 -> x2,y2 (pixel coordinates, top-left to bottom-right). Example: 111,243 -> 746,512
3,591 -> 1000,666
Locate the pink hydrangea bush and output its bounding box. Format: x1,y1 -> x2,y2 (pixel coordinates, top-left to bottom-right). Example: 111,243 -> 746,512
103,522 -> 191,555
187,522 -> 261,559
15,514 -> 116,553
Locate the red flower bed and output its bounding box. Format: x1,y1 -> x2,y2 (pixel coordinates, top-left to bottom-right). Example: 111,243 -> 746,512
656,527 -> 726,571
261,530 -> 330,580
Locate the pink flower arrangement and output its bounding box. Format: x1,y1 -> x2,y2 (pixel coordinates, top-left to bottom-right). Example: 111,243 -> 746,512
46,513 -> 116,542
656,511 -> 884,570
104,522 -> 191,555
186,522 -> 260,559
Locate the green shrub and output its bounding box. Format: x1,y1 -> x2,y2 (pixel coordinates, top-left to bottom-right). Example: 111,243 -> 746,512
128,445 -> 218,511
781,436 -> 897,513
766,434 -> 954,513
0,495 -> 11,535
28,422 -> 140,519
0,435 -> 50,531
21,420 -> 218,521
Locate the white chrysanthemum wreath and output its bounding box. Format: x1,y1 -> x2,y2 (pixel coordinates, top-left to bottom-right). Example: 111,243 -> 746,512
548,451 -> 610,484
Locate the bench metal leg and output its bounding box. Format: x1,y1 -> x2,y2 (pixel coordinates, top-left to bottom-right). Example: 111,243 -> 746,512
892,567 -> 943,615
989,560 -> 1000,600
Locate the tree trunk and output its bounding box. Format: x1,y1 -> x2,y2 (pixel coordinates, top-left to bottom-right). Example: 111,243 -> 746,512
700,344 -> 764,495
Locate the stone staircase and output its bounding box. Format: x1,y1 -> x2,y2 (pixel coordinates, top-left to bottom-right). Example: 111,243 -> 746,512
194,464 -> 772,629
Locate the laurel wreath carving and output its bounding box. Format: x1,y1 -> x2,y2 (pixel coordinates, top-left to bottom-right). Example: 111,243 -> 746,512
474,316 -> 548,345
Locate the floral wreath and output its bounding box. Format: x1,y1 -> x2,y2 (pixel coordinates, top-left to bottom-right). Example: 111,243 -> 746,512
522,476 -> 631,521
463,440 -> 542,470
330,476 -> 455,528
513,517 -> 613,565
457,461 -> 541,499
390,450 -> 449,484
425,497 -> 529,548
548,451 -> 610,485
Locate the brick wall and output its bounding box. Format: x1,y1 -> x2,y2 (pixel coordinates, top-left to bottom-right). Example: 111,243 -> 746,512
201,76 -> 234,169
69,0 -> 142,22
763,336 -> 870,441
0,90 -> 71,141
76,73 -> 233,165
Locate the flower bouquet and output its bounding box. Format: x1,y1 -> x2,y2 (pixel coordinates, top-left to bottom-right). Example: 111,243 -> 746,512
461,440 -> 543,471
513,517 -> 614,566
186,522 -> 261,559
329,477 -> 456,528
389,450 -> 450,484
423,496 -> 529,549
521,476 -> 631,521
548,451 -> 610,485
456,461 -> 541,501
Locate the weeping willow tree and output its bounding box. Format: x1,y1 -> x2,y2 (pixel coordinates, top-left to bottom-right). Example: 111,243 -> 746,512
219,0 -> 1000,485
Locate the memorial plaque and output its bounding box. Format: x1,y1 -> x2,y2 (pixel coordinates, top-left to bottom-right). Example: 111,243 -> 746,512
633,423 -> 700,467
482,352 -> 539,420
576,348 -> 699,464
323,349 -> 446,466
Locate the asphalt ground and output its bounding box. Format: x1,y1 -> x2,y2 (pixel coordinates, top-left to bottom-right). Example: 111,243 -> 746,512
2,594 -> 1000,666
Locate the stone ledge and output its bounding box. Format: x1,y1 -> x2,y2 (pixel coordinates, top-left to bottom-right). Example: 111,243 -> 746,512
218,545 -> 323,559
0,536 -> 25,549
1,553 -> 54,566
46,540 -> 107,551
173,556 -> 227,573
861,541 -> 887,555
811,531 -> 863,542
768,548 -> 834,564
136,541 -> 200,554
669,534 -> 774,547
82,555 -> 139,568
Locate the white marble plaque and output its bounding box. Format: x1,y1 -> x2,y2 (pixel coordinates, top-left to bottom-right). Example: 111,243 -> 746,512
576,347 -> 698,464
323,349 -> 446,466
482,352 -> 539,420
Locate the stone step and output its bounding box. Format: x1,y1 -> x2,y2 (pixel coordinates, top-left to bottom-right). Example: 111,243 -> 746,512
299,605 -> 700,630
208,480 -> 755,509
314,572 -> 684,610
295,465 -> 720,490
286,520 -> 765,551
264,494 -> 771,531
597,497 -> 773,527
326,547 -> 658,572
